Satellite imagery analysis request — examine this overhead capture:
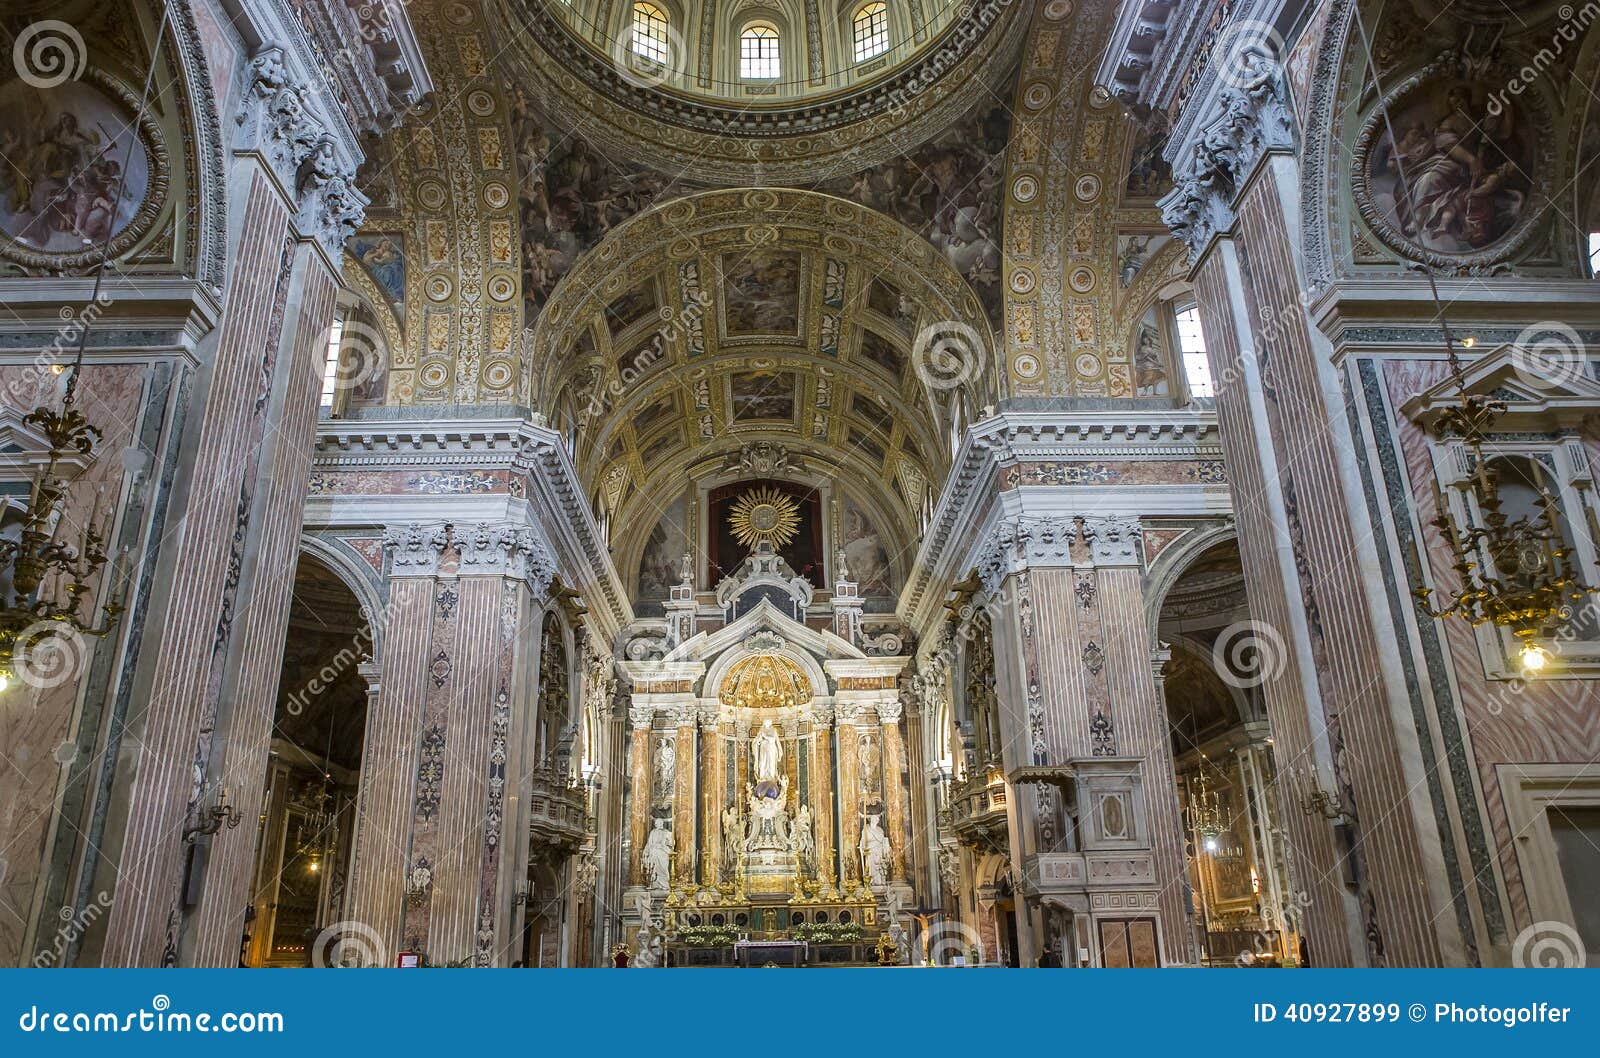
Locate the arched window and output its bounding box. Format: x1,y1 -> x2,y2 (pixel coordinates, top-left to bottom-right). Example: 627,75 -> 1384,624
852,3 -> 889,63
1173,304 -> 1215,398
740,23 -> 780,79
631,2 -> 670,63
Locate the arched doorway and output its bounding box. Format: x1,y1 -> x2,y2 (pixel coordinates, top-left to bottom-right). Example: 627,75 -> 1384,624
242,553 -> 374,966
1152,537 -> 1300,967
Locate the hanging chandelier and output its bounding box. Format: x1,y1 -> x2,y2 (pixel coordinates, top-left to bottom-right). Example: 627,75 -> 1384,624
1186,767 -> 1226,852
0,363 -> 121,691
1415,382 -> 1592,674
1345,10 -> 1595,675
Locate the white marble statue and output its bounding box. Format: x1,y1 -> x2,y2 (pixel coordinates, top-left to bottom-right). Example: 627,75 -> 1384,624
859,812 -> 891,888
744,776 -> 791,851
752,718 -> 783,785
643,818 -> 673,891
793,803 -> 816,875
720,806 -> 742,880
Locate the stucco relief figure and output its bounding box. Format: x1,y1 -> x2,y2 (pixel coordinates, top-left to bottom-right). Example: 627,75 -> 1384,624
643,818 -> 673,891
859,813 -> 892,888
1366,82 -> 1529,254
752,719 -> 783,787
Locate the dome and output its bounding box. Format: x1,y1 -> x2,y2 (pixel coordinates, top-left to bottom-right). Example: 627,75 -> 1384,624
492,0 -> 1028,182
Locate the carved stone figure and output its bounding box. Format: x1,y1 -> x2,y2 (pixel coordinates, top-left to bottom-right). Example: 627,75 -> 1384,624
793,804 -> 816,876
859,813 -> 892,888
752,718 -> 783,787
642,818 -> 672,891
720,806 -> 743,881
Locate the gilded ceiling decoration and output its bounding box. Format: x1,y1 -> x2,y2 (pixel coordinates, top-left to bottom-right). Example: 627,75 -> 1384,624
719,652 -> 812,712
520,188 -> 990,547
1001,0 -> 1193,398
487,0 -> 1029,183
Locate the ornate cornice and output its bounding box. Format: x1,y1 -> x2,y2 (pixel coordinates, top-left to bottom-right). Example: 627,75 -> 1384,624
898,407 -> 1220,631
313,417 -> 632,639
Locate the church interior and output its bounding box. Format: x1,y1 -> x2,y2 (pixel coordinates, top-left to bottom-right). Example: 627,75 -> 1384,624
1,0 -> 1598,969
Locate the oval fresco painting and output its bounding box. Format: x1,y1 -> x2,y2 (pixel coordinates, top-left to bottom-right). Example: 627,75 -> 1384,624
0,77 -> 156,258
1355,73 -> 1549,265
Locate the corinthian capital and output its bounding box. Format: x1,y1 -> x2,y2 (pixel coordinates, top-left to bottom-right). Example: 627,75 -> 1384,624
1082,515 -> 1143,568
384,522 -> 448,577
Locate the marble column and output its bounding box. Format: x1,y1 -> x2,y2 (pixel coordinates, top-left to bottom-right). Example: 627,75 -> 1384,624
1166,71 -> 1448,965
1084,517 -> 1191,964
342,523 -> 446,962
671,704 -> 697,889
101,46 -> 367,967
835,702 -> 864,890
877,696 -> 909,885
699,706 -> 721,889
808,702 -> 837,892
627,706 -> 653,887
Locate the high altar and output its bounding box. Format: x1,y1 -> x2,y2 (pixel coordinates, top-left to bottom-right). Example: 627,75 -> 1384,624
619,543 -> 911,966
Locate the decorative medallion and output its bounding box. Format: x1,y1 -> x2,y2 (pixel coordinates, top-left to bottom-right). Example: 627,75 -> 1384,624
0,70 -> 170,270
1351,63 -> 1553,270
1074,174 -> 1102,202
1012,175 -> 1039,203
1068,266 -> 1097,293
728,485 -> 802,551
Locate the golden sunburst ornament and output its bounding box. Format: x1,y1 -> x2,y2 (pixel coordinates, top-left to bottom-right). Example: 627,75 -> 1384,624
728,486 -> 802,550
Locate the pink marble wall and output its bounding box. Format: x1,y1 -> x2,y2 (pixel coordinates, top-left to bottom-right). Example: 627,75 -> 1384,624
0,363 -> 146,968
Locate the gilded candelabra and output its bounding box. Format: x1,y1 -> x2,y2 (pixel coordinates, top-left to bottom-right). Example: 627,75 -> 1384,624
0,400 -> 121,689
1416,388 -> 1594,674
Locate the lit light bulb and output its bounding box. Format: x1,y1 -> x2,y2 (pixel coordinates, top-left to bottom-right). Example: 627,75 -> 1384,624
0,672 -> 9,693
1518,641 -> 1551,674
1203,836 -> 1218,854
1461,336 -> 1477,348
